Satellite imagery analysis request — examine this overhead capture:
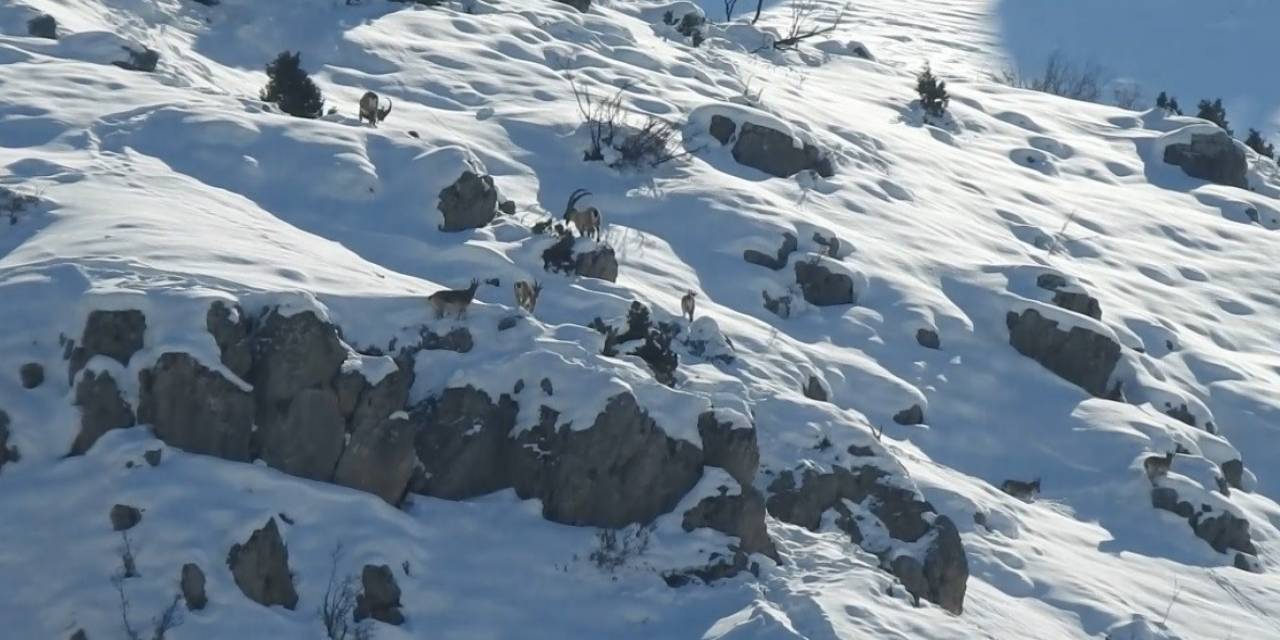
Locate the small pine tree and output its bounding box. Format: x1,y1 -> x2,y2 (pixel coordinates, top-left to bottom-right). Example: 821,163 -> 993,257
1195,98 -> 1232,135
1155,91 -> 1168,110
261,51 -> 324,119
1244,129 -> 1275,159
1167,96 -> 1182,115
915,63 -> 949,119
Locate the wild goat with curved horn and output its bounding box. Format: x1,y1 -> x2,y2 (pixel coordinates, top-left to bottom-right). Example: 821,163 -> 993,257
358,91 -> 392,127
563,188 -> 602,241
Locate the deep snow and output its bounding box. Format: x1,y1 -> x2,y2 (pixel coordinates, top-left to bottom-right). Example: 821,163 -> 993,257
2,0 -> 1280,639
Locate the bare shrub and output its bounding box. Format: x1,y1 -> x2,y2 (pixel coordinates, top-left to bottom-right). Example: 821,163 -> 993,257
318,544 -> 373,640
615,116 -> 686,168
568,75 -> 692,169
772,0 -> 847,50
589,524 -> 653,572
723,0 -> 739,21
1112,81 -> 1143,110
110,540 -> 184,640
569,75 -> 627,163
1000,51 -> 1104,103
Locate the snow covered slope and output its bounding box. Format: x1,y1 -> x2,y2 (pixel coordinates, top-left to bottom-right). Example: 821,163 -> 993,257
2,0 -> 1279,638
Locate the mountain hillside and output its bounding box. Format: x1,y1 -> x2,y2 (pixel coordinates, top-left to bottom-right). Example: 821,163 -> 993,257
2,1 -> 1279,639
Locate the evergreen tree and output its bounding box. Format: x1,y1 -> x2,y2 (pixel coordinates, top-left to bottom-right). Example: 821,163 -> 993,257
915,64 -> 949,119
1195,98 -> 1232,135
1167,96 -> 1182,115
1155,91 -> 1183,115
1244,129 -> 1275,159
261,51 -> 324,119
1155,91 -> 1168,110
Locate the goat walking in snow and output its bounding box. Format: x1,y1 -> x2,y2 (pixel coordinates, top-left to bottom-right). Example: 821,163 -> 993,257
358,91 -> 392,127
428,279 -> 480,319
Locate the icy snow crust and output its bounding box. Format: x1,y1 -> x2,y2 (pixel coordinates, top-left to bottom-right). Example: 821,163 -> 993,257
2,0 -> 1280,638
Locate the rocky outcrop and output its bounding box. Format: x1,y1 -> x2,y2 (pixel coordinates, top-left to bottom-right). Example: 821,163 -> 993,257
334,415 -> 416,505
207,301 -> 252,380
181,563 -> 208,610
138,353 -> 255,461
743,232 -> 798,271
803,376 -> 829,402
711,119 -> 835,178
553,0 -> 590,12
19,363 -> 44,389
766,465 -> 967,613
355,564 -> 404,625
893,405 -> 925,426
1220,460 -> 1244,491
68,309 -> 146,381
71,371 -> 135,455
250,310 -> 347,434
683,487 -> 778,561
696,412 -> 759,487
438,171 -> 499,232
916,329 -> 941,350
27,14 -> 57,39
1163,131 -> 1248,189
258,388 -> 345,481
1037,274 -> 1102,320
109,504 -> 142,531
794,260 -> 855,306
227,518 -> 298,610
1152,487 -> 1257,560
413,386 -> 519,499
575,246 -> 619,282
1006,308 -> 1121,398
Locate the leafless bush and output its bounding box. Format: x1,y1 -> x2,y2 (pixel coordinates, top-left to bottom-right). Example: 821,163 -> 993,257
1000,51 -> 1104,103
771,0 -> 847,50
615,116 -> 687,168
110,545 -> 183,640
568,75 -> 692,169
1,186 -> 40,226
318,544 -> 373,640
589,524 -> 653,572
120,531 -> 139,579
569,75 -> 627,163
723,0 -> 739,21
1112,81 -> 1143,110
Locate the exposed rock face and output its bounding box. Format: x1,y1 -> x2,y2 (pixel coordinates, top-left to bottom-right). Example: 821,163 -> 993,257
71,371 -> 135,455
0,410 -> 17,472
1221,460 -> 1244,491
68,309 -> 147,381
259,388 -> 345,481
207,301 -> 252,380
1193,511 -> 1256,556
794,260 -> 855,306
766,465 -> 967,613
27,14 -> 57,39
109,504 -> 142,531
715,120 -> 835,178
227,519 -> 298,610
893,405 -> 925,425
181,563 -> 208,610
138,353 -> 255,461
413,386 -> 519,499
683,487 -> 778,561
803,376 -> 829,402
1006,308 -> 1121,398
916,329 -> 941,350
250,310 -> 347,433
1163,131 -> 1248,188
438,170 -> 499,231
743,232 -> 798,271
696,412 -> 759,487
575,246 -> 619,282
354,565 -> 404,625
1151,487 -> 1195,518
19,363 -> 44,389
334,415 -> 417,505
417,327 -> 474,353
553,0 -> 590,12
1037,274 -> 1102,320
113,46 -> 160,73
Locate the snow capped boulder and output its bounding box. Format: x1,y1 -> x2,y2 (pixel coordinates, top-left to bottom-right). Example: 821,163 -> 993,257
681,317 -> 736,365
71,370 -> 135,455
67,309 -> 146,382
226,518 -> 298,610
1037,273 -> 1102,320
109,504 -> 142,531
19,362 -> 44,389
1006,308 -> 1121,398
1152,486 -> 1257,564
27,14 -> 57,40
691,105 -> 834,178
333,414 -> 416,506
1161,126 -> 1247,188
438,170 -> 500,232
794,258 -> 856,306
138,352 -> 255,461
355,564 -> 404,625
575,245 -> 619,282
258,388 -> 346,481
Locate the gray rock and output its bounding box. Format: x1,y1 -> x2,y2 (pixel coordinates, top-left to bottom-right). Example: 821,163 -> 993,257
19,362 -> 44,389
499,200 -> 517,215
418,327 -> 474,353
1192,511 -> 1256,555
893,405 -> 924,425
259,388 -> 346,481
181,563 -> 208,610
803,376 -> 828,402
413,386 -> 518,499
438,170 -> 498,232
922,516 -> 967,614
144,448 -> 162,467
109,504 -> 142,531
1006,308 -> 1121,398
0,410 -> 18,472
682,487 -> 779,562
553,0 -> 590,11
696,412 -> 759,487
113,46 -> 159,73
334,415 -> 417,505
497,316 -> 519,331
794,260 -> 855,306
27,14 -> 57,39
1163,131 -> 1248,188
354,564 -> 404,625
206,301 -> 252,380
540,378 -> 554,396
349,366 -> 411,438
68,630 -> 87,640
71,371 -> 135,455
766,466 -> 933,542
138,353 -> 255,461
1151,487 -> 1195,519
743,232 -> 798,271
1037,273 -> 1102,320
68,309 -> 147,381
250,310 -> 347,433
730,122 -> 834,178
511,393 -> 704,527
1220,460 -> 1244,491
575,246 -> 619,282
226,518 -> 297,610
334,371 -> 365,418
1035,273 -> 1068,291
916,329 -> 941,350
709,115 -> 736,145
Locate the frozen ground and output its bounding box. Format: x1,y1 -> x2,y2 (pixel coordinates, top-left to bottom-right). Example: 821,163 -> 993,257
1,0 -> 1279,638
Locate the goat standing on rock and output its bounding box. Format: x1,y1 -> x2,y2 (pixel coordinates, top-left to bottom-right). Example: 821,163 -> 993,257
428,279 -> 480,319
358,91 -> 392,127
681,290 -> 697,323
563,189 -> 602,241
